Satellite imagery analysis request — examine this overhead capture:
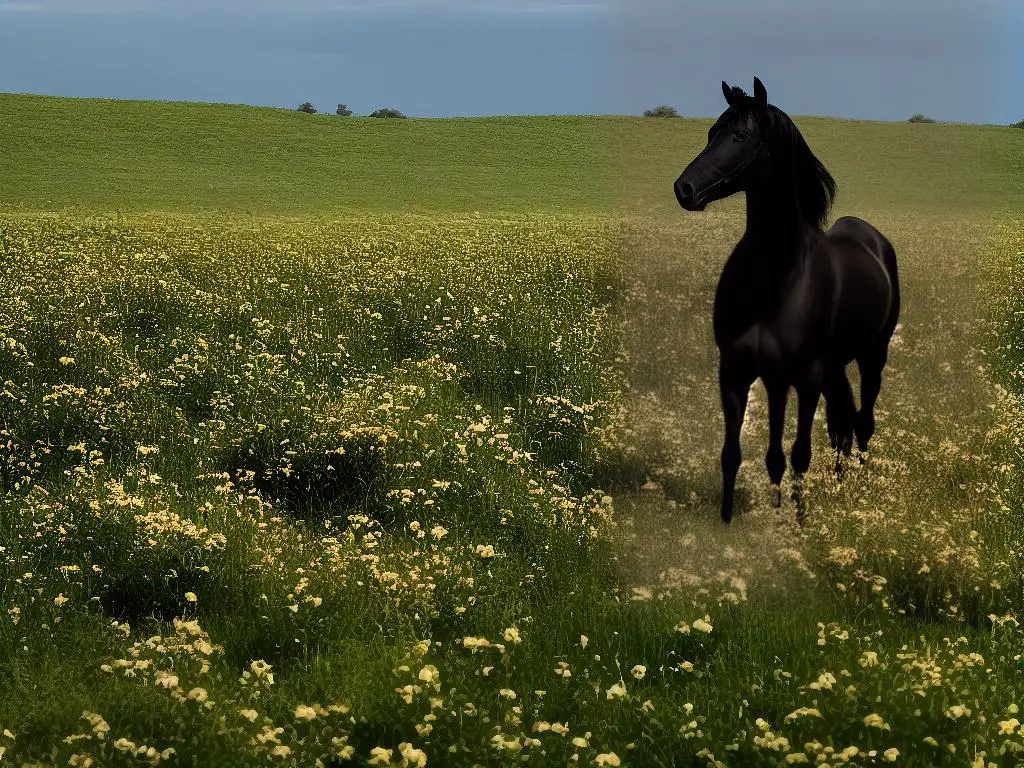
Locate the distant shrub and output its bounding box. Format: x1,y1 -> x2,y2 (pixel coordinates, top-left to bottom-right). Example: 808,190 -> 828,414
643,105 -> 681,118
369,108 -> 407,119
336,103 -> 353,117
908,113 -> 935,123
1011,119 -> 1024,129
297,102 -> 317,114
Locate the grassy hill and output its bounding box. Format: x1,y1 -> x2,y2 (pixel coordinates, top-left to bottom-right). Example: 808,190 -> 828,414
1,93 -> 1021,216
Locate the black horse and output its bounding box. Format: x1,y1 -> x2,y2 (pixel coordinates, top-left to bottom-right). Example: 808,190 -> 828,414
674,78 -> 900,523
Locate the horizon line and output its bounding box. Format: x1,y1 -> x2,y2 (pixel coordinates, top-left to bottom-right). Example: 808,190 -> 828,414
0,90 -> 1014,127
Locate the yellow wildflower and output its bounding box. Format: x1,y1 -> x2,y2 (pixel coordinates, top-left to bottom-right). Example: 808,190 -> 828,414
863,713 -> 890,730
859,651 -> 879,667
399,742 -> 427,767
998,718 -> 1020,735
693,616 -> 713,633
606,682 -> 627,700
418,665 -> 440,685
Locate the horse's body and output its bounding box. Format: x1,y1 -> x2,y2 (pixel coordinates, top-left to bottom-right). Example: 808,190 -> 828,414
675,78 -> 900,523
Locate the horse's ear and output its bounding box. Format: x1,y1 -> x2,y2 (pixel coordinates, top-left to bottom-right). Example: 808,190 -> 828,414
722,80 -> 734,106
753,77 -> 768,110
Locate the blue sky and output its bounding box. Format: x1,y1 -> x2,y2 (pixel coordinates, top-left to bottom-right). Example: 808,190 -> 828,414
0,0 -> 1021,123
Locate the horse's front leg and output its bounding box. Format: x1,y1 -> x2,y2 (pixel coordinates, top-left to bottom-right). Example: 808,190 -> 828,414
791,364 -> 823,524
764,379 -> 790,508
719,358 -> 754,524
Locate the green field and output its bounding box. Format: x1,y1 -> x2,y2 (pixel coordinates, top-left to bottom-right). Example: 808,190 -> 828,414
1,94 -> 1023,767
2,93 -> 1022,216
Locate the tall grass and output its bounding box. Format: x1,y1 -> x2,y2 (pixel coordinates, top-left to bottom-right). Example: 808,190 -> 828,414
1,207 -> 1022,766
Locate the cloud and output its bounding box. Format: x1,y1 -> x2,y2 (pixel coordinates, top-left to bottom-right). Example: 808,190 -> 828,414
0,0 -> 45,11
307,0 -> 609,10
0,0 -> 143,12
0,0 -> 608,13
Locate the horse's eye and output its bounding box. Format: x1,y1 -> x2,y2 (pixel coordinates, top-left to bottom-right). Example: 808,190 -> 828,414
734,130 -> 747,142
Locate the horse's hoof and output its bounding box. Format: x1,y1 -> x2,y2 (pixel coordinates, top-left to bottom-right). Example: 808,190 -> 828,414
834,457 -> 844,482
772,486 -> 782,508
858,452 -> 867,466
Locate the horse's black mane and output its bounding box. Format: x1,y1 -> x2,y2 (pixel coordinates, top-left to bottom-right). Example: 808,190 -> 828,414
718,87 -> 837,229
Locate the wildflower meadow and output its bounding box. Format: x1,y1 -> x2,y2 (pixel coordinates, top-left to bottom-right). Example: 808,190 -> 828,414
0,96 -> 1023,766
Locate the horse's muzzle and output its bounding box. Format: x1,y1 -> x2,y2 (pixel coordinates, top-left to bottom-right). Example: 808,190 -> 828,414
674,179 -> 707,212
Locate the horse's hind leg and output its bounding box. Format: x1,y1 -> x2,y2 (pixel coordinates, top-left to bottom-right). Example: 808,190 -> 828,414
823,366 -> 856,477
855,346 -> 889,455
764,380 -> 789,508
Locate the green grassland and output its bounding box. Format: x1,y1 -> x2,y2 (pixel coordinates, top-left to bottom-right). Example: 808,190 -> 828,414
0,93 -> 1023,767
2,93 -> 1022,216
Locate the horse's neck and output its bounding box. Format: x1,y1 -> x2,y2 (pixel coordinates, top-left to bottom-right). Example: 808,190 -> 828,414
741,182 -> 811,267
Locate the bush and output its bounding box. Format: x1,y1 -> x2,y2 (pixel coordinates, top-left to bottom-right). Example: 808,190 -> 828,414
297,102 -> 316,114
1011,119 -> 1024,129
643,105 -> 680,118
336,103 -> 353,117
369,108 -> 407,119
908,113 -> 935,123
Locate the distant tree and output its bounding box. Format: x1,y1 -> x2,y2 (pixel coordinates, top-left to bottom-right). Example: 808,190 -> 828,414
1012,119 -> 1024,129
336,103 -> 353,117
907,113 -> 935,123
644,105 -> 681,118
369,108 -> 408,119
297,102 -> 317,114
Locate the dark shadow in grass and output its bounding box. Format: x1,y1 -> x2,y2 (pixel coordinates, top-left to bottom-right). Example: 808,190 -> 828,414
318,758 -> 361,768
659,470 -> 754,517
99,556 -> 205,624
223,445 -> 389,525
591,454 -> 754,518
591,453 -> 650,494
163,369 -> 230,421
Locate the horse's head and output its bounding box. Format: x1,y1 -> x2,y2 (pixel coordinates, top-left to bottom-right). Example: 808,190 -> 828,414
674,77 -> 769,212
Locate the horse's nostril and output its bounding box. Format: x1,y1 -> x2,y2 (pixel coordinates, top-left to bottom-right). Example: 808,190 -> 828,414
675,180 -> 696,209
